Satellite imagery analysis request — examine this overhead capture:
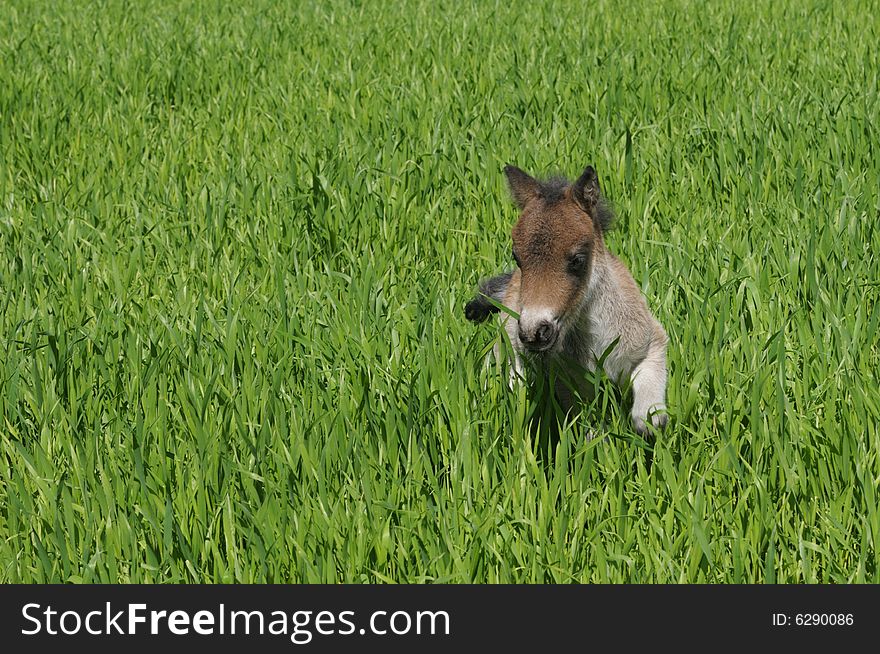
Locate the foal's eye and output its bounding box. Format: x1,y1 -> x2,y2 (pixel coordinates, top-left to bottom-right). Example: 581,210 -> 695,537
512,249 -> 521,267
568,253 -> 588,275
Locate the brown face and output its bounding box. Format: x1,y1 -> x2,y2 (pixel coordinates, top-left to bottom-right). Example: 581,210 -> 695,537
504,165 -> 603,353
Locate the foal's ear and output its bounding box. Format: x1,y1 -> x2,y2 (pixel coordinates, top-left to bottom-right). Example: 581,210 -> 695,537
504,165 -> 540,209
573,166 -> 614,232
572,165 -> 601,214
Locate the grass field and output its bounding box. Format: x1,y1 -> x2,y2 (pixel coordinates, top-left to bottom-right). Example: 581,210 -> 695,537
1,0 -> 879,583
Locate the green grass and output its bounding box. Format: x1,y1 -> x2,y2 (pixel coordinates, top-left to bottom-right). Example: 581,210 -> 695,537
1,0 -> 879,583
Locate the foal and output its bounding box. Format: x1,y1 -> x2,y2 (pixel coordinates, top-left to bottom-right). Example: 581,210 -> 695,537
465,164 -> 668,436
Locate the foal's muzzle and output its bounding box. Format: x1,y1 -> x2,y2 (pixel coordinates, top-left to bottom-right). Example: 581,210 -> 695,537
518,319 -> 559,353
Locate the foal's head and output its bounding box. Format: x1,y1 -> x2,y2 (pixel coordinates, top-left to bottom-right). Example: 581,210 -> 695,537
505,164 -> 614,353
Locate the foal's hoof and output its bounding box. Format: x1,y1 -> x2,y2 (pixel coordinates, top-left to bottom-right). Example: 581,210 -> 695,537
633,412 -> 668,437
465,297 -> 491,322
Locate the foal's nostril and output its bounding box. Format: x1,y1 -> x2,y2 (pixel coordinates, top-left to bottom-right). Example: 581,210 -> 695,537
519,320 -> 557,350
535,321 -> 556,346
535,321 -> 555,345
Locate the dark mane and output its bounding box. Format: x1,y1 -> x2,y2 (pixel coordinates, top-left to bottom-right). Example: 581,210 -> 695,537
536,176 -> 569,204
537,174 -> 616,232
592,197 -> 616,232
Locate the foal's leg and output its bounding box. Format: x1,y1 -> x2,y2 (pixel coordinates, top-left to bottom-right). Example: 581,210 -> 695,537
464,271 -> 513,323
629,335 -> 668,436
465,271 -> 524,388
500,318 -> 525,390
499,346 -> 525,390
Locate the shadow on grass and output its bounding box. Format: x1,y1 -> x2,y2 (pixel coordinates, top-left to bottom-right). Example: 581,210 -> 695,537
522,357 -> 657,474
